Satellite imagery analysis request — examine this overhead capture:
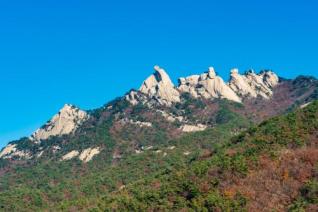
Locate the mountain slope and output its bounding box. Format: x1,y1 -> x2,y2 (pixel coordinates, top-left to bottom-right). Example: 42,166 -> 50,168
0,100 -> 317,211
93,101 -> 318,211
1,67 -> 316,164
0,66 -> 317,211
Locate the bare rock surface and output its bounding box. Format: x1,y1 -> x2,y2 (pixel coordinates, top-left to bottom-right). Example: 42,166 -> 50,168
229,69 -> 279,99
129,65 -> 279,106
30,104 -> 89,142
79,147 -> 101,163
139,65 -> 181,105
61,150 -> 80,161
180,124 -> 207,132
179,67 -> 242,102
0,144 -> 31,159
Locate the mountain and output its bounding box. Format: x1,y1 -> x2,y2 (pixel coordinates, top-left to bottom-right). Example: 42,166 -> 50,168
0,104 -> 89,160
30,104 -> 89,143
0,65 -> 317,211
97,100 -> 318,211
126,65 -> 279,106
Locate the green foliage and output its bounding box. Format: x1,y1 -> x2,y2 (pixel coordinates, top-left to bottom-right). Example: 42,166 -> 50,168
288,180 -> 318,211
216,100 -> 245,125
0,101 -> 317,211
300,180 -> 318,204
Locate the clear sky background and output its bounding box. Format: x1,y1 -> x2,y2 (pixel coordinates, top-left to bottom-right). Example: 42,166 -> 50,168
0,0 -> 317,148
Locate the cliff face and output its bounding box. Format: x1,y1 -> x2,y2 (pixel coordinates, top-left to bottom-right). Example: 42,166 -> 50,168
30,104 -> 89,143
228,69 -> 279,99
178,67 -> 242,103
139,65 -> 181,105
0,104 -> 89,159
128,66 -> 279,106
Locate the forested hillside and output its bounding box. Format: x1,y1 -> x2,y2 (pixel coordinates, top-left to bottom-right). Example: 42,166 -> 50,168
0,69 -> 317,211
94,101 -> 318,211
0,100 -> 317,211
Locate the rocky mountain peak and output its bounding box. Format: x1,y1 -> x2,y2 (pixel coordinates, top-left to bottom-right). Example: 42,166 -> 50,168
229,68 -> 279,99
230,68 -> 239,75
260,70 -> 280,88
60,104 -> 75,112
128,65 -> 280,106
30,104 -> 89,142
139,65 -> 181,105
178,67 -> 242,102
207,67 -> 216,78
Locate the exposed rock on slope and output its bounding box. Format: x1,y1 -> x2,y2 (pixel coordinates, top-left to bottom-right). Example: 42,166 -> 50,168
261,70 -> 280,88
229,69 -> 279,99
228,69 -> 259,98
0,65 -> 286,164
0,144 -> 17,158
79,147 -> 101,163
128,66 -> 279,106
157,110 -> 184,122
60,148 -> 102,162
139,65 -> 181,105
61,150 -> 80,161
125,90 -> 142,106
120,118 -> 152,127
180,124 -> 207,132
30,104 -> 89,142
178,67 -> 242,103
0,144 -> 31,159
0,105 -> 89,160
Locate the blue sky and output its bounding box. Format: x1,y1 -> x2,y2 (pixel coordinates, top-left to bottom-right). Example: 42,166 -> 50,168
0,0 -> 317,148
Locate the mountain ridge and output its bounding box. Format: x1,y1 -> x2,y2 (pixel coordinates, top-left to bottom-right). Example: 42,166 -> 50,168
0,65 -> 316,162
0,65 -> 317,211
0,99 -> 317,211
127,65 -> 279,106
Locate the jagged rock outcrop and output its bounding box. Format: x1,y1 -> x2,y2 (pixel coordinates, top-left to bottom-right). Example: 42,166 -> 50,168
156,110 -> 184,122
128,65 -> 280,106
260,70 -> 280,88
178,75 -> 201,98
125,90 -> 152,106
0,144 -> 16,158
0,65 -> 280,161
229,69 -> 279,99
0,144 -> 31,159
30,104 -> 89,143
125,90 -> 141,106
139,65 -> 180,105
79,147 -> 101,163
178,67 -> 242,103
59,148 -> 101,162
